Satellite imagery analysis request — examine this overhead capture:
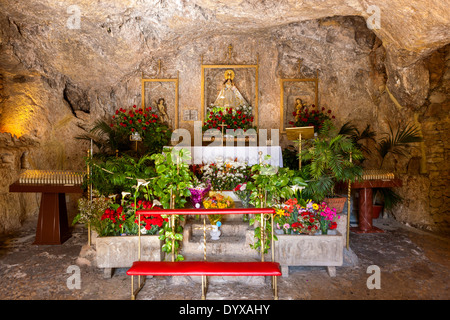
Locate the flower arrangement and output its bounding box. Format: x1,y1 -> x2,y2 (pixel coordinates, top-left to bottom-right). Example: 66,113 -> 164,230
233,182 -> 251,208
203,193 -> 234,225
201,159 -> 252,191
98,203 -> 129,236
188,178 -> 211,209
202,105 -> 255,132
289,102 -> 335,133
74,194 -> 113,227
94,197 -> 168,237
133,200 -> 169,235
274,198 -> 338,235
108,104 -> 172,155
111,105 -> 162,136
317,203 -> 339,234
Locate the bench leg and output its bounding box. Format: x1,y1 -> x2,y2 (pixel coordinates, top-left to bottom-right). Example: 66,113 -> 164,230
201,275 -> 207,300
273,276 -> 278,300
130,275 -> 146,300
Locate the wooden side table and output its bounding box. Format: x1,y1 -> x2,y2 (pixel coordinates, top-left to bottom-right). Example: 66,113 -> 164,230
350,179 -> 402,234
9,183 -> 83,245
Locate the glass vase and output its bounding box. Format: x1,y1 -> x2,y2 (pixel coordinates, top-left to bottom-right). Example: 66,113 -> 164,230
320,220 -> 329,235
240,194 -> 250,222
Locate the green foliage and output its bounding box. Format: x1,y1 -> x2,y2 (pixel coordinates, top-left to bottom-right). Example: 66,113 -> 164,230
249,214 -> 277,254
301,120 -> 363,202
376,122 -> 423,169
84,153 -> 156,197
246,157 -> 297,208
246,156 -> 306,254
150,149 -> 194,209
338,121 -> 376,158
76,106 -> 172,158
150,148 -> 195,261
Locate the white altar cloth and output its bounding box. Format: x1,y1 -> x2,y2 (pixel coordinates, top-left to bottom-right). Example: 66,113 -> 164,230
165,146 -> 283,167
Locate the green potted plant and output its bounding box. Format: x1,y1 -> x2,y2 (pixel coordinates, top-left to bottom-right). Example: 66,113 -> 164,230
150,148 -> 195,261
300,121 -> 364,212
372,122 -> 423,216
77,105 -> 172,158
246,157 -> 305,254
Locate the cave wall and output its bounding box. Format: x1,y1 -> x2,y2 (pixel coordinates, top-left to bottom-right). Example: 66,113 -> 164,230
0,10 -> 448,234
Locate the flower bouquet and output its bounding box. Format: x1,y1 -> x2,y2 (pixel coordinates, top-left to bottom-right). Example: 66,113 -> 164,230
202,105 -> 256,132
203,193 -> 234,226
317,202 -> 339,234
289,102 -> 335,133
188,178 -> 211,209
274,198 -> 325,235
233,182 -> 251,222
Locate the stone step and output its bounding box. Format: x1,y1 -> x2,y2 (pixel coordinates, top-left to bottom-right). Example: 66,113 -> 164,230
185,214 -> 253,223
186,220 -> 252,237
182,235 -> 256,257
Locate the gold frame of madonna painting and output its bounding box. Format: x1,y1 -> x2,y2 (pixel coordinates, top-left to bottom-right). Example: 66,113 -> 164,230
280,70 -> 319,134
200,61 -> 259,128
141,72 -> 179,130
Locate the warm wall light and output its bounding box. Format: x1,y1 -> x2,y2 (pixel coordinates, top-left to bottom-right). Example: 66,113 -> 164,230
0,100 -> 36,138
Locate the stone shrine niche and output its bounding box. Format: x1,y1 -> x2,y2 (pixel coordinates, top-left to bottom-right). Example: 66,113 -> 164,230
201,45 -> 259,127
280,70 -> 319,133
204,68 -> 256,112
141,68 -> 179,130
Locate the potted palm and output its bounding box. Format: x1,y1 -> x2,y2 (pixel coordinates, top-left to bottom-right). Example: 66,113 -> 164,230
372,122 -> 423,216
300,121 -> 364,213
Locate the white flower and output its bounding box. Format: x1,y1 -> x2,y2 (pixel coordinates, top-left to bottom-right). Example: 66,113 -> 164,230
152,199 -> 162,208
291,185 -> 305,193
136,179 -> 150,188
121,192 -> 131,199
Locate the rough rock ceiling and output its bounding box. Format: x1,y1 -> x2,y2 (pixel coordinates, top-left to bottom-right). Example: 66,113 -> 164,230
1,0 -> 449,88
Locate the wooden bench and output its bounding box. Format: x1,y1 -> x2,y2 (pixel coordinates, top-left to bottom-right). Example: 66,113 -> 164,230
126,208 -> 281,300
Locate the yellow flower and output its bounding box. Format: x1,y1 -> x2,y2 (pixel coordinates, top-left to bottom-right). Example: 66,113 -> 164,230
275,209 -> 285,218
312,203 -> 319,210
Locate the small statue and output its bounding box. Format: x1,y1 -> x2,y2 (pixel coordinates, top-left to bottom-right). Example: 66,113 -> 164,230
213,70 -> 248,109
155,98 -> 169,125
294,98 -> 306,121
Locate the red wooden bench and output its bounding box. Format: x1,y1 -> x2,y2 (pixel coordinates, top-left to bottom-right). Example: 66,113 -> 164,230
127,208 -> 281,300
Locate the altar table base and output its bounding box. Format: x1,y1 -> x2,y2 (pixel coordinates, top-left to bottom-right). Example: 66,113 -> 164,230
350,179 -> 402,234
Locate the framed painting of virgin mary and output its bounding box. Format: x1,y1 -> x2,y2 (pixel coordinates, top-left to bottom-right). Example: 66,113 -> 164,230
201,61 -> 259,128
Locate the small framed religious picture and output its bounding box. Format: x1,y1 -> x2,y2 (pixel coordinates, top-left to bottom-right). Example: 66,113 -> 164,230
183,110 -> 191,121
190,110 -> 198,121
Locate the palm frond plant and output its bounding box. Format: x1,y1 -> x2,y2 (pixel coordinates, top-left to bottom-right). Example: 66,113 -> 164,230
373,121 -> 423,210
84,153 -> 156,197
376,122 -> 423,170
339,121 -> 376,159
301,120 -> 364,204
76,119 -> 131,157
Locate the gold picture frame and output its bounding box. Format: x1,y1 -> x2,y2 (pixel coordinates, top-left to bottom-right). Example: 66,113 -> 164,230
200,54 -> 259,128
141,71 -> 179,129
280,70 -> 319,134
